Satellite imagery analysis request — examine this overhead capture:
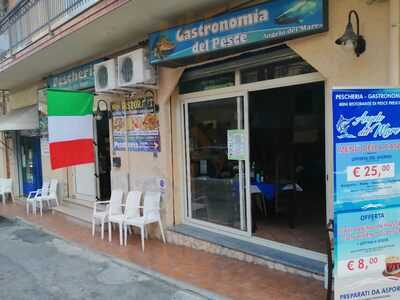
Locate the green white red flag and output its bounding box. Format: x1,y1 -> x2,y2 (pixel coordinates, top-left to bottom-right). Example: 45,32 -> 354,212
47,89 -> 94,170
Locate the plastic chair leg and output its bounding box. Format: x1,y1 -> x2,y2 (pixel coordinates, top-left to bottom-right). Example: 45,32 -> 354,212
124,225 -> 128,246
119,223 -> 123,246
92,218 -> 95,237
101,220 -> 105,240
159,220 -> 166,244
108,222 -> 112,242
140,226 -> 145,252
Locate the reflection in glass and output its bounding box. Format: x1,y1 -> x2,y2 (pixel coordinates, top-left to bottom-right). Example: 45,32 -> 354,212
187,98 -> 246,230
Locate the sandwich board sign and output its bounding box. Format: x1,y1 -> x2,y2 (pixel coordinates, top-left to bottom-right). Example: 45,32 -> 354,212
332,87 -> 400,300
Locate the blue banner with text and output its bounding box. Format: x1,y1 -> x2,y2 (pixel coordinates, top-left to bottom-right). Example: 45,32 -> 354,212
333,87 -> 400,300
149,0 -> 327,64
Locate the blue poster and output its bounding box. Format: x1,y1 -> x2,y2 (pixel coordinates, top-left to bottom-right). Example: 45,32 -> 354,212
149,0 -> 328,64
333,88 -> 400,300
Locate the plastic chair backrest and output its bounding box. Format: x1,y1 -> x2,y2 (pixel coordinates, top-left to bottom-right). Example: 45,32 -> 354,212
125,191 -> 142,219
143,192 -> 161,220
42,181 -> 50,197
49,179 -> 58,196
109,190 -> 123,215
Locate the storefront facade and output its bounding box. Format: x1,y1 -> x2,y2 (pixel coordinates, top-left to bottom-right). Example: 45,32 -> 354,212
0,0 -> 397,277
158,0 -> 395,266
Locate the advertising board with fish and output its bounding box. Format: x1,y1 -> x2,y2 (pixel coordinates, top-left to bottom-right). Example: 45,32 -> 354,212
126,91 -> 161,152
332,88 -> 400,300
111,101 -> 127,151
149,0 -> 327,64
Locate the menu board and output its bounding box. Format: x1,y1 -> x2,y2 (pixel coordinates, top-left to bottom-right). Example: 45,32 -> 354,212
227,129 -> 246,160
126,90 -> 161,152
111,101 -> 127,151
333,87 -> 400,300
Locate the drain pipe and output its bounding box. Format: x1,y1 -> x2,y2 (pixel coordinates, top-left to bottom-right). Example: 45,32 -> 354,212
0,90 -> 10,178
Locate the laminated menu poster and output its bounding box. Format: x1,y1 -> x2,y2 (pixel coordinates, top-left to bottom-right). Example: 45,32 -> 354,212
227,129 -> 246,160
111,101 -> 127,151
333,88 -> 400,300
126,90 -> 161,152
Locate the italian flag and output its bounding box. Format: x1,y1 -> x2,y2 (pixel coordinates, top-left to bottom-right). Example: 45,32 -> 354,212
48,89 -> 95,170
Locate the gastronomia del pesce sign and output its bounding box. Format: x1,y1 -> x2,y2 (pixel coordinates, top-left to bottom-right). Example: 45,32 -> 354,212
149,0 -> 328,64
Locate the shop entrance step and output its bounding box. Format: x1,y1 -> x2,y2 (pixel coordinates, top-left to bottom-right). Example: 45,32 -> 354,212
53,200 -> 92,227
168,224 -> 326,280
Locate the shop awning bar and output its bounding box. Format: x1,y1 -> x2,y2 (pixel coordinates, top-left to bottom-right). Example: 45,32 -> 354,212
180,46 -> 300,82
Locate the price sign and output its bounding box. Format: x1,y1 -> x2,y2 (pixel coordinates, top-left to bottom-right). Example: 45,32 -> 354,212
338,255 -> 385,277
347,163 -> 395,181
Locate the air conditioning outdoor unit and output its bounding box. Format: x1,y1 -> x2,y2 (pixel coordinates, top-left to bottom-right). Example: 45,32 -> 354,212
117,48 -> 156,89
94,59 -> 118,93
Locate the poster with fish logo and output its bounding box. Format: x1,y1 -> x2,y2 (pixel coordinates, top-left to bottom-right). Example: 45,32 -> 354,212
149,0 -> 328,64
333,88 -> 400,300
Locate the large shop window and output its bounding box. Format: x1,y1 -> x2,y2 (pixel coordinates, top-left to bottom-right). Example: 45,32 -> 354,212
186,97 -> 247,231
181,46 -> 326,253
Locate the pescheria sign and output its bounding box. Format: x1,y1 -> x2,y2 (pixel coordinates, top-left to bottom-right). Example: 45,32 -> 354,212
149,0 -> 328,65
332,87 -> 400,300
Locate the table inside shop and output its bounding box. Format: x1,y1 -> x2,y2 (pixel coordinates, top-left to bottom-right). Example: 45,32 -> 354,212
250,181 -> 303,232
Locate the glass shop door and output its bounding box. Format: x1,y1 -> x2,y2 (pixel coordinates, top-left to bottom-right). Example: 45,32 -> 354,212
20,136 -> 43,196
184,95 -> 249,232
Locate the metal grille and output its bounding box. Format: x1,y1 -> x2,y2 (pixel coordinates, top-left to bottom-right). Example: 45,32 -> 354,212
121,56 -> 133,83
97,65 -> 108,88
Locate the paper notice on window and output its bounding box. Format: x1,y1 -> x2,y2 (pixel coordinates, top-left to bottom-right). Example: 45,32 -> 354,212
227,129 -> 246,160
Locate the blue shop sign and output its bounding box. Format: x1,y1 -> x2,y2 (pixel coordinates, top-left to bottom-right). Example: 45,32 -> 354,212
149,0 -> 328,65
47,61 -> 100,90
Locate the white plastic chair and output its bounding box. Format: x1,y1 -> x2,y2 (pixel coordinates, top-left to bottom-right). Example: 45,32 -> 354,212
26,181 -> 50,216
35,179 -> 59,214
0,178 -> 13,205
92,190 -> 123,241
123,191 -> 142,246
107,190 -> 125,245
124,191 -> 166,252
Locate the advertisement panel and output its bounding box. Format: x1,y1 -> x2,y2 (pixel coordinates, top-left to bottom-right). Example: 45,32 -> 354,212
333,88 -> 400,300
149,0 -> 328,64
126,91 -> 161,153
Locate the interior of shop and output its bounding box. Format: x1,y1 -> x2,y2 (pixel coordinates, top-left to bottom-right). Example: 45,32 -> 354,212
188,98 -> 244,230
249,82 -> 326,253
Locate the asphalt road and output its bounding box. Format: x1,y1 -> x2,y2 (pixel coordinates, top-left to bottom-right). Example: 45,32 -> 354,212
0,216 -> 224,300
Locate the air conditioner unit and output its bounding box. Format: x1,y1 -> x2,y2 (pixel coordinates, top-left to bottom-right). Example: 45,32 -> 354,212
117,48 -> 156,89
94,59 -> 118,93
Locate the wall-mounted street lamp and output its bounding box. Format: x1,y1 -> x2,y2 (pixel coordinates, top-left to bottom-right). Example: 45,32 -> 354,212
335,10 -> 366,57
94,99 -> 112,121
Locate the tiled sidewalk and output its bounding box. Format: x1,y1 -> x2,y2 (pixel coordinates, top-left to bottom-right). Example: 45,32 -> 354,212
0,203 -> 325,300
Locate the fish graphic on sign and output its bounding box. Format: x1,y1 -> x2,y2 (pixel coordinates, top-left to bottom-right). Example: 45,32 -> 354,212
275,0 -> 319,25
153,36 -> 176,59
336,115 -> 356,139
